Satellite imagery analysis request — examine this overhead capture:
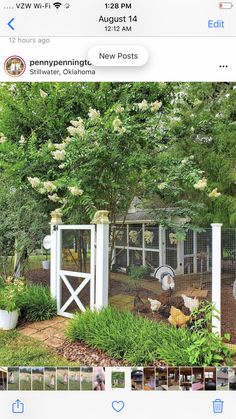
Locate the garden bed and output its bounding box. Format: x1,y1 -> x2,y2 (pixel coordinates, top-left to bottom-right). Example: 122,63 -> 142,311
65,306 -> 235,366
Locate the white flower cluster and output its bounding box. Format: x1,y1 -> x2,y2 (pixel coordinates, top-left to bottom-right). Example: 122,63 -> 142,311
129,230 -> 138,243
54,142 -> 67,150
48,193 -> 60,202
137,99 -> 162,112
9,84 -> 16,92
39,89 -> 48,98
115,105 -> 125,114
193,178 -> 207,191
208,188 -> 221,198
88,108 -> 100,120
181,155 -> 194,165
193,99 -> 202,107
0,133 -> 7,144
150,101 -> 163,112
68,186 -> 84,196
28,178 -> 59,201
144,231 -> 154,244
138,100 -> 149,111
51,149 -> 66,161
43,181 -> 57,193
19,135 -> 26,145
158,182 -> 167,190
112,118 -> 126,134
67,117 -> 85,136
27,177 -> 41,188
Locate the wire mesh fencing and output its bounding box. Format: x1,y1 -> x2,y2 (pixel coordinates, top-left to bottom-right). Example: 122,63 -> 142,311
221,229 -> 236,343
109,225 -> 213,321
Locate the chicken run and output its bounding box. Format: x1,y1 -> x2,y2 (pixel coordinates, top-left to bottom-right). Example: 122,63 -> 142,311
132,265 -> 201,328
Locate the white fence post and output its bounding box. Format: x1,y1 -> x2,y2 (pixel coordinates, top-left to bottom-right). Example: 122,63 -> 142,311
93,211 -> 110,310
50,210 -> 63,299
211,223 -> 222,335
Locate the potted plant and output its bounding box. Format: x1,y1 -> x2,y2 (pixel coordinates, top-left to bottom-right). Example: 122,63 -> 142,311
42,235 -> 51,270
0,278 -> 24,330
42,251 -> 50,270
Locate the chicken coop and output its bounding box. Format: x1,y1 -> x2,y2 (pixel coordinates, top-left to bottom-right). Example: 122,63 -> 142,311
112,208 -> 212,280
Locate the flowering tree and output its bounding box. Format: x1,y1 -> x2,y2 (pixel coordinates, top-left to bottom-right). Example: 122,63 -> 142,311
25,97 -> 211,226
168,82 -> 236,226
0,82 -> 224,268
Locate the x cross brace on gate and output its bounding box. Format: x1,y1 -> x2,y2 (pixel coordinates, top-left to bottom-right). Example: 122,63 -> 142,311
59,270 -> 91,315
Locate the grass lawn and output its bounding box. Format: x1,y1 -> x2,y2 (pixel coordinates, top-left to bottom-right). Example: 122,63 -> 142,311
0,330 -> 72,367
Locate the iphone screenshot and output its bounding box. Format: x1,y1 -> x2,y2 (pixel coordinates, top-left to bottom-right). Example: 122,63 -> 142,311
0,0 -> 236,418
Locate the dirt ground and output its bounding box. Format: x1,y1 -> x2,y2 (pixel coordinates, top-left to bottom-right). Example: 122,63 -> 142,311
221,277 -> 236,343
25,268 -> 236,344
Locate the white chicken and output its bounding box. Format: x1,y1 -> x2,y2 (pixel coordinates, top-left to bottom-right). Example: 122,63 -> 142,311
182,294 -> 199,313
148,298 -> 162,313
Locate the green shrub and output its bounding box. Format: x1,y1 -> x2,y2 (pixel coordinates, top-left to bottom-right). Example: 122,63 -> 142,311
20,285 -> 57,322
66,306 -> 234,366
126,265 -> 150,277
127,265 -> 150,294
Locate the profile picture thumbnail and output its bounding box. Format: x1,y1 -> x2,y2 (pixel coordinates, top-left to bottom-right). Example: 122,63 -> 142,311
4,56 -> 26,77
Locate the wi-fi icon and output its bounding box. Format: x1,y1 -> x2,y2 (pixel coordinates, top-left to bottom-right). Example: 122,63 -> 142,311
53,2 -> 62,8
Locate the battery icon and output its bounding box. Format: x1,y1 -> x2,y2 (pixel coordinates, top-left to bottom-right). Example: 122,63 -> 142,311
219,2 -> 233,8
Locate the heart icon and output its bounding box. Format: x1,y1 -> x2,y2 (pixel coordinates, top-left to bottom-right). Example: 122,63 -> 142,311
112,401 -> 125,413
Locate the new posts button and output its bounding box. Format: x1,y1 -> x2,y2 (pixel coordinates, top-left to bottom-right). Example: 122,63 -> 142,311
88,45 -> 149,67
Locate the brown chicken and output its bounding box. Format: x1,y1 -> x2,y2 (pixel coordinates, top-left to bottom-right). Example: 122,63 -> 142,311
168,306 -> 191,328
155,290 -> 172,305
133,295 -> 150,313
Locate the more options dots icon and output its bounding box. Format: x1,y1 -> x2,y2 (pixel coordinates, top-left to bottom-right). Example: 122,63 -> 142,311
12,399 -> 24,414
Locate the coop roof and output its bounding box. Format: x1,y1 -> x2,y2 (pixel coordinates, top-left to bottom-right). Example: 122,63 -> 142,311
116,210 -> 154,223
115,208 -> 181,224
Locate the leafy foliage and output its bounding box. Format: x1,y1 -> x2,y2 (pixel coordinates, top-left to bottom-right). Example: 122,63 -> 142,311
169,82 -> 236,226
0,82 -> 210,228
0,279 -> 24,312
66,306 -> 234,366
126,265 -> 150,295
19,285 -> 57,321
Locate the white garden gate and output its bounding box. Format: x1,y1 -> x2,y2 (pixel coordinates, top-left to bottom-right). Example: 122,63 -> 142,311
57,225 -> 95,318
50,211 -> 110,319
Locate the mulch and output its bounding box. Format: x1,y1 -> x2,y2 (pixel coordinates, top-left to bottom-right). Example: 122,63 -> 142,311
56,341 -> 129,366
56,340 -> 167,367
221,279 -> 236,343
25,268 -> 50,287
